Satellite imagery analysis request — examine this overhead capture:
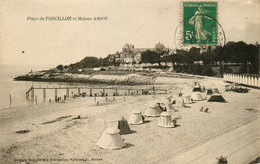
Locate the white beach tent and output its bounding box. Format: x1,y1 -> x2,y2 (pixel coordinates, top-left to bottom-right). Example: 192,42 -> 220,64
176,97 -> 185,108
183,95 -> 192,104
104,115 -> 132,135
158,112 -> 176,128
212,88 -> 220,94
128,110 -> 144,125
165,97 -> 176,112
144,102 -> 163,117
191,92 -> 204,101
96,127 -> 126,150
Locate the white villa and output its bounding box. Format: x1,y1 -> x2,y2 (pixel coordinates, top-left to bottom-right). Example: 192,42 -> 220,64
109,43 -> 174,64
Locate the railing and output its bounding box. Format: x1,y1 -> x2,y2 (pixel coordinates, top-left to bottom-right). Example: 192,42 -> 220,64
25,85 -> 168,100
223,73 -> 260,87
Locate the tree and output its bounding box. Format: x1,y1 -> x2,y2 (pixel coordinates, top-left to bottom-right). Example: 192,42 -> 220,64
141,50 -> 160,64
56,64 -> 64,70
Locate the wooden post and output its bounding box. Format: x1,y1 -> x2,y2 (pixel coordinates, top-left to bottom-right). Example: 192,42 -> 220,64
55,88 -> 57,102
103,88 -> 105,94
90,88 -> 92,96
78,88 -> 81,96
35,96 -> 37,105
9,94 -> 11,107
43,88 -> 46,100
116,89 -> 118,94
66,88 -> 69,98
55,88 -> 57,97
31,87 -> 34,99
128,89 -> 130,95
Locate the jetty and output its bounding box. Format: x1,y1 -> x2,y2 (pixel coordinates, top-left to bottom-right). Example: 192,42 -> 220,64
26,85 -> 168,100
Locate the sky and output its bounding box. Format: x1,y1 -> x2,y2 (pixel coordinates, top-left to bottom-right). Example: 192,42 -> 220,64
0,0 -> 259,70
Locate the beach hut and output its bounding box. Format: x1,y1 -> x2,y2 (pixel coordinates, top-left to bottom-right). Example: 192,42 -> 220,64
192,87 -> 202,92
212,88 -> 220,94
144,103 -> 163,117
165,97 -> 176,112
96,127 -> 126,150
128,110 -> 144,125
183,95 -> 192,104
207,94 -> 226,103
191,92 -> 204,101
176,97 -> 185,108
158,112 -> 176,128
118,117 -> 132,135
206,89 -> 213,95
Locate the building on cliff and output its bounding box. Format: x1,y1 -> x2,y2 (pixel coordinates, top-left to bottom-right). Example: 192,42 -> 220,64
109,43 -> 174,64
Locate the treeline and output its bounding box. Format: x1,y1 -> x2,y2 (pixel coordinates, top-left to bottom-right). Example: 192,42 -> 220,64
56,41 -> 259,74
59,56 -> 113,70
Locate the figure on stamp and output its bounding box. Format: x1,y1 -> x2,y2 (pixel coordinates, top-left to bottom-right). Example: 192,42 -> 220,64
189,5 -> 211,42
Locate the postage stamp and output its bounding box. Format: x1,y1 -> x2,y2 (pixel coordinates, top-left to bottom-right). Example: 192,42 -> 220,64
183,1 -> 218,45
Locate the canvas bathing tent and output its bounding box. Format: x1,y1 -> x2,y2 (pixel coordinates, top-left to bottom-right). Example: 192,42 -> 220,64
192,87 -> 202,92
128,110 -> 144,125
96,127 -> 126,150
183,95 -> 192,104
192,82 -> 202,92
176,97 -> 185,108
144,103 -> 163,117
191,92 -> 204,101
104,116 -> 132,135
207,94 -> 227,103
206,89 -> 213,95
212,88 -> 220,94
158,112 -> 176,128
165,97 -> 176,112
118,117 -> 132,135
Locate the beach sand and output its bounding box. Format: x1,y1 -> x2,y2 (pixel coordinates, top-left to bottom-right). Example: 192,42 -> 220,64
0,77 -> 259,163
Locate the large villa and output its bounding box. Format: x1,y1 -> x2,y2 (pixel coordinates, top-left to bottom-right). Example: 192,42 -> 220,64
109,43 -> 175,64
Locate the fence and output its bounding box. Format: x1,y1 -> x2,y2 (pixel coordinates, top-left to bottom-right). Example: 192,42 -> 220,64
223,73 -> 260,87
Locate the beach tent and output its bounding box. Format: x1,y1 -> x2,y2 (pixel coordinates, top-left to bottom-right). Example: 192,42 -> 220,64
207,94 -> 226,103
191,92 -> 204,101
118,117 -> 132,135
183,95 -> 192,104
176,97 -> 185,108
192,82 -> 202,92
165,97 -> 176,112
96,127 -> 126,150
158,112 -> 176,128
144,103 -> 163,117
206,89 -> 213,95
192,87 -> 202,92
128,110 -> 144,125
212,88 -> 220,94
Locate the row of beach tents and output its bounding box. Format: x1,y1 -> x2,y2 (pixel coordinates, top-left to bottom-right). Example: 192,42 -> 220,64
96,82 -> 227,150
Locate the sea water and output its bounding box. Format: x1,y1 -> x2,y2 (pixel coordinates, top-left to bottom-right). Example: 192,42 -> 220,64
0,65 -> 95,110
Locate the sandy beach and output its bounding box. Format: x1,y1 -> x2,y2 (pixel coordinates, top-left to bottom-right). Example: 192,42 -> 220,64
0,76 -> 259,164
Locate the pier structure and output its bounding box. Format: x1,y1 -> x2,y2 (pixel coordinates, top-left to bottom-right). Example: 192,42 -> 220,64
26,85 -> 167,100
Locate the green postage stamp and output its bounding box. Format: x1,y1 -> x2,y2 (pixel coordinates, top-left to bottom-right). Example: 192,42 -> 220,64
183,1 -> 218,45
